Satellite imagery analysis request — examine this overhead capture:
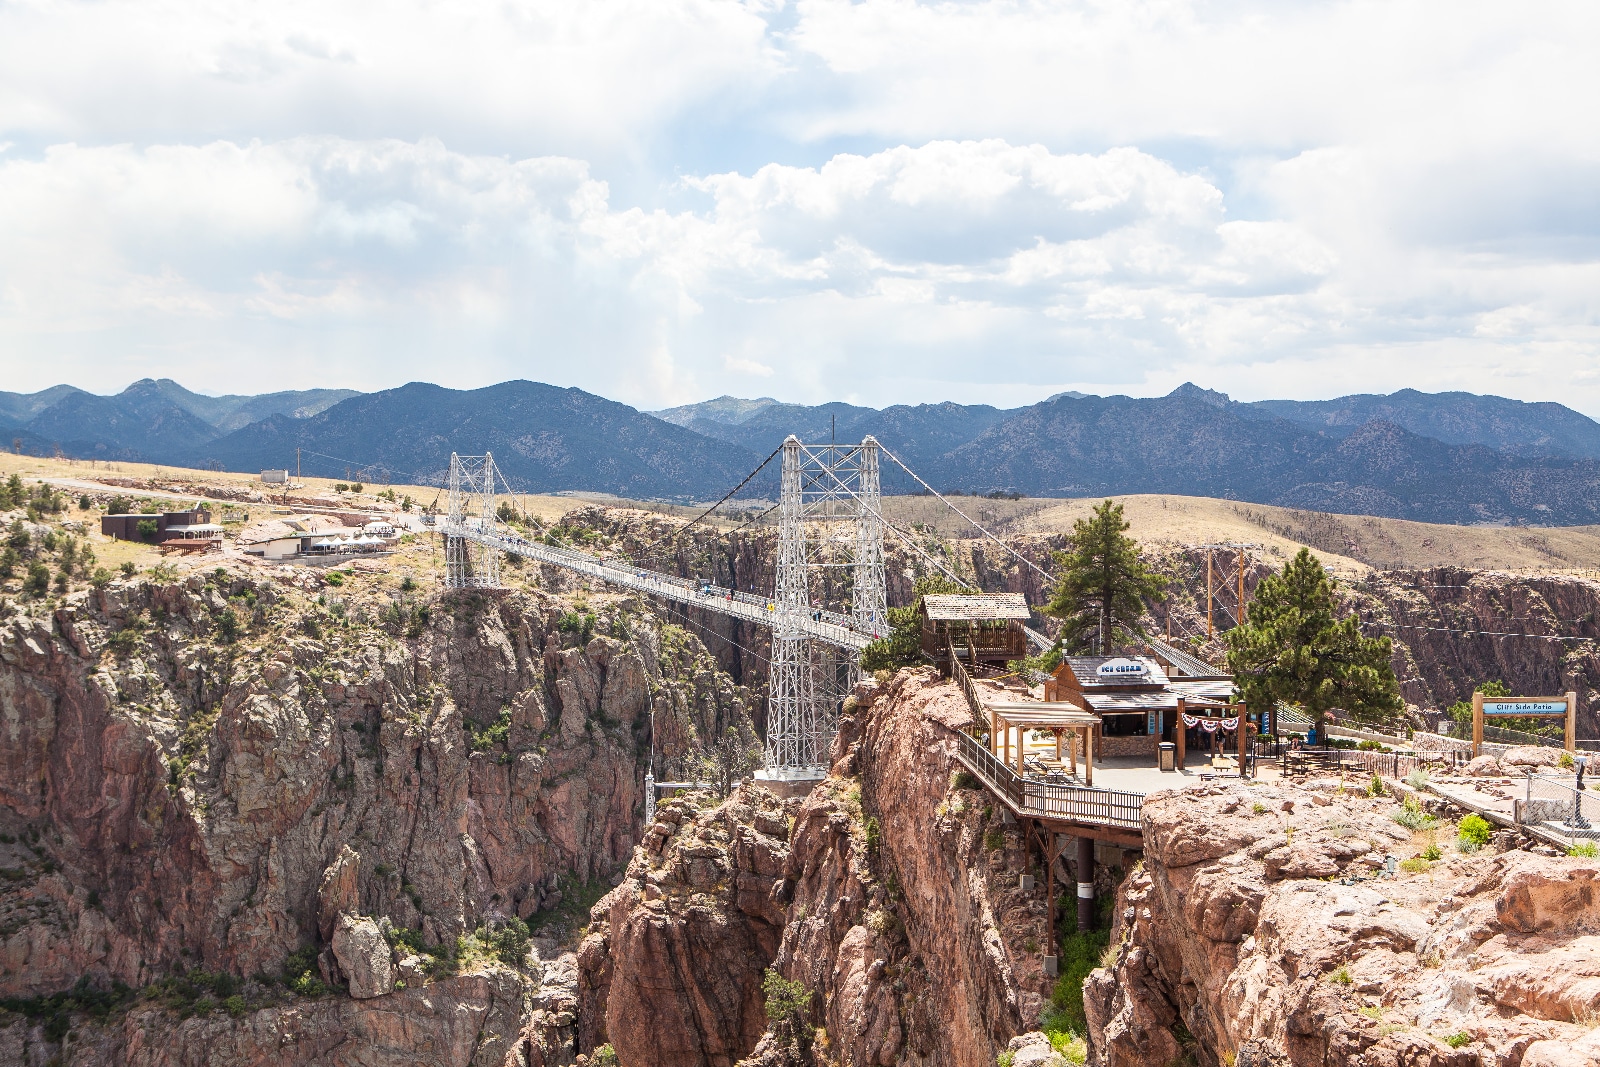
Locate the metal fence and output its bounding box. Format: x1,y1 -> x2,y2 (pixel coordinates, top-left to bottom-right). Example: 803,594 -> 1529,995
944,724 -> 1144,830
1519,774 -> 1600,839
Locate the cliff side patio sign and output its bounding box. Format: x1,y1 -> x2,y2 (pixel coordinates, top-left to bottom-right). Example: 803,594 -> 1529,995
1471,691 -> 1577,756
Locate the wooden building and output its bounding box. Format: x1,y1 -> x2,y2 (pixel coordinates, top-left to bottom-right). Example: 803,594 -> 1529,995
1043,655 -> 1234,759
919,593 -> 1032,668
101,508 -> 221,545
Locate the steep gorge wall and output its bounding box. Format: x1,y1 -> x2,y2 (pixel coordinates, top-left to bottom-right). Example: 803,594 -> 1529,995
0,567 -> 753,1064
578,668 -> 1059,1067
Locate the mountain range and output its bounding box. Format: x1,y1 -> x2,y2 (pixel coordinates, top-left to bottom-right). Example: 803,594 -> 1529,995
8,378 -> 1600,524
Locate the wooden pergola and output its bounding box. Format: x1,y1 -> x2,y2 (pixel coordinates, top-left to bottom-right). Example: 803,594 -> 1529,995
984,701 -> 1103,785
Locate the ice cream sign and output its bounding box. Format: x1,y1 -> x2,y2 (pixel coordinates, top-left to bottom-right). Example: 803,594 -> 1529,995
1097,658 -> 1149,679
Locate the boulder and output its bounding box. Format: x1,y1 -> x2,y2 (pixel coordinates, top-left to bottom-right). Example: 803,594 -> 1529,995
332,913 -> 395,999
1502,746 -> 1563,768
1007,1031 -> 1068,1067
1465,755 -> 1503,776
317,845 -> 361,943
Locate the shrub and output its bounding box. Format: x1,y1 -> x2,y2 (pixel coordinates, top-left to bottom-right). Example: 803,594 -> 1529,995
1366,775 -> 1384,798
1357,739 -> 1383,751
400,576 -> 416,592
591,1045 -> 619,1067
215,609 -> 241,643
1399,857 -> 1431,873
324,571 -> 345,586
479,917 -> 531,969
1328,966 -> 1352,985
1422,841 -> 1443,862
280,945 -> 328,996
1042,928 -> 1110,1038
0,547 -> 16,579
136,519 -> 158,542
1458,814 -> 1493,849
24,560 -> 49,596
78,494 -> 92,510
106,495 -> 132,514
1445,1033 -> 1471,1049
1568,841 -> 1598,858
983,828 -> 1007,852
1392,795 -> 1438,831
1560,751 -> 1578,770
351,483 -> 363,494
762,969 -> 814,1042
997,1052 -> 1016,1067
120,561 -> 136,577
862,816 -> 881,855
1404,769 -> 1430,789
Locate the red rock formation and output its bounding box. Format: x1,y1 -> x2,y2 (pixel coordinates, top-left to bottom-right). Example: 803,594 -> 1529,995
0,570 -> 754,1064
1086,782 -> 1600,1067
580,667 -> 1059,1067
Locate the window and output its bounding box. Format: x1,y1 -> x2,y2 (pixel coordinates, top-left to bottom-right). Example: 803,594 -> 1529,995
1101,713 -> 1148,737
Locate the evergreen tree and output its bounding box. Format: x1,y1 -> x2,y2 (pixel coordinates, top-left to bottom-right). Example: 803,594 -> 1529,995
1226,548 -> 1403,734
860,574 -> 966,672
1043,499 -> 1165,654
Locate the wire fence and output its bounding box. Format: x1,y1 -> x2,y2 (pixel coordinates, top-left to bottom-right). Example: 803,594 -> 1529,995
1519,774 -> 1600,840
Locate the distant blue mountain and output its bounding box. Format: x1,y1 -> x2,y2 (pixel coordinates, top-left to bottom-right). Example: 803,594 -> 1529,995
13,377 -> 1600,524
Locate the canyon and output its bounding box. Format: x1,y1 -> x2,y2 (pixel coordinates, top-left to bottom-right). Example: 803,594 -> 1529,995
3,499 -> 1600,1065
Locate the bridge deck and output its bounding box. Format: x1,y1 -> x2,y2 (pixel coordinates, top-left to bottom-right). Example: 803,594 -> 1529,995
443,521 -> 875,651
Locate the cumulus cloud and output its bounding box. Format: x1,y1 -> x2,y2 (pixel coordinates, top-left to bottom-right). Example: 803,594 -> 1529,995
0,0 -> 1596,411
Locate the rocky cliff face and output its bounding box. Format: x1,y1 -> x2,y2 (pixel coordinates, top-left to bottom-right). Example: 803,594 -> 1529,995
0,566 -> 752,1065
579,667 -> 1061,1067
1086,781 -> 1600,1067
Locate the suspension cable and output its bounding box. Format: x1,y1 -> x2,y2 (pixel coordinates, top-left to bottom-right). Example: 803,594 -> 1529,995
794,442 -> 975,591
876,442 -> 1057,585
631,444 -> 784,559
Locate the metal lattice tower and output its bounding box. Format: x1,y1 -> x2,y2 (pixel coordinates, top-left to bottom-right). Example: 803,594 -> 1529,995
445,452 -> 502,589
763,435 -> 888,778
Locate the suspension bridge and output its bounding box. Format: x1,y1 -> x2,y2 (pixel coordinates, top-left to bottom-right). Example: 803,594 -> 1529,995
437,434 -> 1055,781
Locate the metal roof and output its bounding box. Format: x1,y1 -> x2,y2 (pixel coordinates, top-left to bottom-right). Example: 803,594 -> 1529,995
985,701 -> 1100,727
922,593 -> 1032,621
1145,638 -> 1231,680
1065,656 -> 1170,687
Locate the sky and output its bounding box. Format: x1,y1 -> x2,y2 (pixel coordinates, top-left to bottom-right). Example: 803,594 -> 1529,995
1,0 -> 1598,414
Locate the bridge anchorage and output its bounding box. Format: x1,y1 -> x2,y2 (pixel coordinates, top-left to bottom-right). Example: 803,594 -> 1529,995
438,435 -> 1052,788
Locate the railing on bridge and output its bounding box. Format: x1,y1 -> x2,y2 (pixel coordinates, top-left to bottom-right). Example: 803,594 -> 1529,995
948,638 -> 985,724
943,723 -> 1143,831
441,520 -> 873,651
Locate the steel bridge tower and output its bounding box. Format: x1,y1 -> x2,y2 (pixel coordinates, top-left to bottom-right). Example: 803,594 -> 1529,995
762,435 -> 887,779
445,452 -> 502,589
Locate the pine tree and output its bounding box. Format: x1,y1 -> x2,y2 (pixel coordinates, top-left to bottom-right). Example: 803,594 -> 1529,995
860,574 -> 965,672
1043,499 -> 1166,654
1226,548 -> 1403,735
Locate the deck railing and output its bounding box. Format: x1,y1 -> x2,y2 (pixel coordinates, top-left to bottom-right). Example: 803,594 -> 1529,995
943,723 -> 1144,830
948,639 -> 985,725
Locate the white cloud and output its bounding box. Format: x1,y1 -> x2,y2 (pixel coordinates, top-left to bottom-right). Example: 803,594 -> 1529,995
0,0 -> 1596,413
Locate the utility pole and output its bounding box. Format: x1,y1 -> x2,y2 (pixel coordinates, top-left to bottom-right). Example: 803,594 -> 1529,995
1206,548 -> 1214,638
296,448 -> 301,480
1237,546 -> 1246,629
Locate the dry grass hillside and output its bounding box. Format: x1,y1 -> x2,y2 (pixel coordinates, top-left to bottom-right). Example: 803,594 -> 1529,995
5,452 -> 1598,576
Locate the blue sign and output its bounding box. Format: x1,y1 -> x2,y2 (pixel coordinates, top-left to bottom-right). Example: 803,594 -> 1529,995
1483,700 -> 1567,717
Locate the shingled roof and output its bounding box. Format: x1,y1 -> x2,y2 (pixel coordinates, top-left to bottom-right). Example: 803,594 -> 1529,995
921,593 -> 1032,621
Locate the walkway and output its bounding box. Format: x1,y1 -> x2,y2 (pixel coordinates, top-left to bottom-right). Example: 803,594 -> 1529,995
441,519 -> 876,651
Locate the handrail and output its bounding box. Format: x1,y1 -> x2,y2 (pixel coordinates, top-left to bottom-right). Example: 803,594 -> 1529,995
440,520 -> 872,651
948,637 -> 985,724
941,722 -> 1144,830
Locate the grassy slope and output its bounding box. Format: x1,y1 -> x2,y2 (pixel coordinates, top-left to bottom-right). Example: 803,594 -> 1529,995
6,452 -> 1600,577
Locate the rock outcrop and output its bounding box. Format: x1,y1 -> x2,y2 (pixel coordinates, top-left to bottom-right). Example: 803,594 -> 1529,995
1086,781 -> 1600,1067
580,667 -> 1063,1067
0,568 -> 755,1064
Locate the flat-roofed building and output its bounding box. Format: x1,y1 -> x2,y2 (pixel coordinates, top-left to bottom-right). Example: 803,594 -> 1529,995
101,508 -> 218,544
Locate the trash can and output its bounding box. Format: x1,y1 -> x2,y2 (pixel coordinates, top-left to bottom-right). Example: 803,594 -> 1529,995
1159,742 -> 1176,772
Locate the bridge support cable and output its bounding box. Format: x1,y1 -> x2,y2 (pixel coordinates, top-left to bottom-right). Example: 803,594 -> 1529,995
445,453 -> 503,589
796,443 -> 1057,655
876,441 -> 1057,586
